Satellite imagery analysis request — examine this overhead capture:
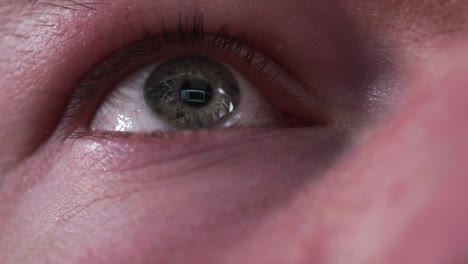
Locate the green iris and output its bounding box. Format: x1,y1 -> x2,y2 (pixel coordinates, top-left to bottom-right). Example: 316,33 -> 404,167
144,56 -> 240,129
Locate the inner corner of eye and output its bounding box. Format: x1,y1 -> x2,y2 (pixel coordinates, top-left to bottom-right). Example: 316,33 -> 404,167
89,55 -> 281,134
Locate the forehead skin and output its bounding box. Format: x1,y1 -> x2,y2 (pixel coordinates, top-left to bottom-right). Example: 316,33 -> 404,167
345,0 -> 468,38
1,0 -> 468,46
3,0 -> 468,35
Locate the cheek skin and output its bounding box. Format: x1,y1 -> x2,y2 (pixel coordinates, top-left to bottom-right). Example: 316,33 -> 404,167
2,127 -> 344,263
215,43 -> 468,264
3,49 -> 468,264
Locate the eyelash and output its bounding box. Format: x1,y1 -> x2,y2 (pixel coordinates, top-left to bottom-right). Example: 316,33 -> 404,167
161,16 -> 274,78
57,15 -> 282,136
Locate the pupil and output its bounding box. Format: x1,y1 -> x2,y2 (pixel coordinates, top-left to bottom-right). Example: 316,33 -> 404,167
179,78 -> 213,107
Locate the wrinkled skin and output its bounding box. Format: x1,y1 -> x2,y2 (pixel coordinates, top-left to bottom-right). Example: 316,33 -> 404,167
1,0 -> 468,263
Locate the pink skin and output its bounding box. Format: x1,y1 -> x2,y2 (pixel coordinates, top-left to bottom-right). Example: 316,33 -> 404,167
1,0 -> 468,263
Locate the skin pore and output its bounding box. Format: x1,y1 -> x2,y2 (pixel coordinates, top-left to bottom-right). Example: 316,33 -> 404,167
1,0 -> 468,263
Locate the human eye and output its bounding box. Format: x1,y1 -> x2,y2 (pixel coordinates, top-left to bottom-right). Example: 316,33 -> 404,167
91,55 -> 274,132
60,16 -> 325,136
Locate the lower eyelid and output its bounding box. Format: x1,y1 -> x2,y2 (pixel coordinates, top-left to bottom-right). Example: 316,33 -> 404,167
66,125 -> 339,174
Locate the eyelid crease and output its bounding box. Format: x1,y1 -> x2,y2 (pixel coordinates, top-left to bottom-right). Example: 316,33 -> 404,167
57,14 -> 286,136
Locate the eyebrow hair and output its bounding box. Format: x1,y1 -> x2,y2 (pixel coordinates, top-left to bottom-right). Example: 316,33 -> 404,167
0,0 -> 102,41
2,0 -> 101,12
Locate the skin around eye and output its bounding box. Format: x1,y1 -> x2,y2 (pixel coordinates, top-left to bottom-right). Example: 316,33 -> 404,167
91,55 -> 282,132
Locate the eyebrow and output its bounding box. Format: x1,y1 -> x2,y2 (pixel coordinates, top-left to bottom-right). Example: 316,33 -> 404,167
0,0 -> 103,41
3,0 -> 101,12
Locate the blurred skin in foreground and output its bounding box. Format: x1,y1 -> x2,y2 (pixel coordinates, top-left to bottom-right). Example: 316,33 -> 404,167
0,0 -> 468,263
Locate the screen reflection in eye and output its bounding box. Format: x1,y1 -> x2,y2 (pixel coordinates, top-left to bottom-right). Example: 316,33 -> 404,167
180,89 -> 207,104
